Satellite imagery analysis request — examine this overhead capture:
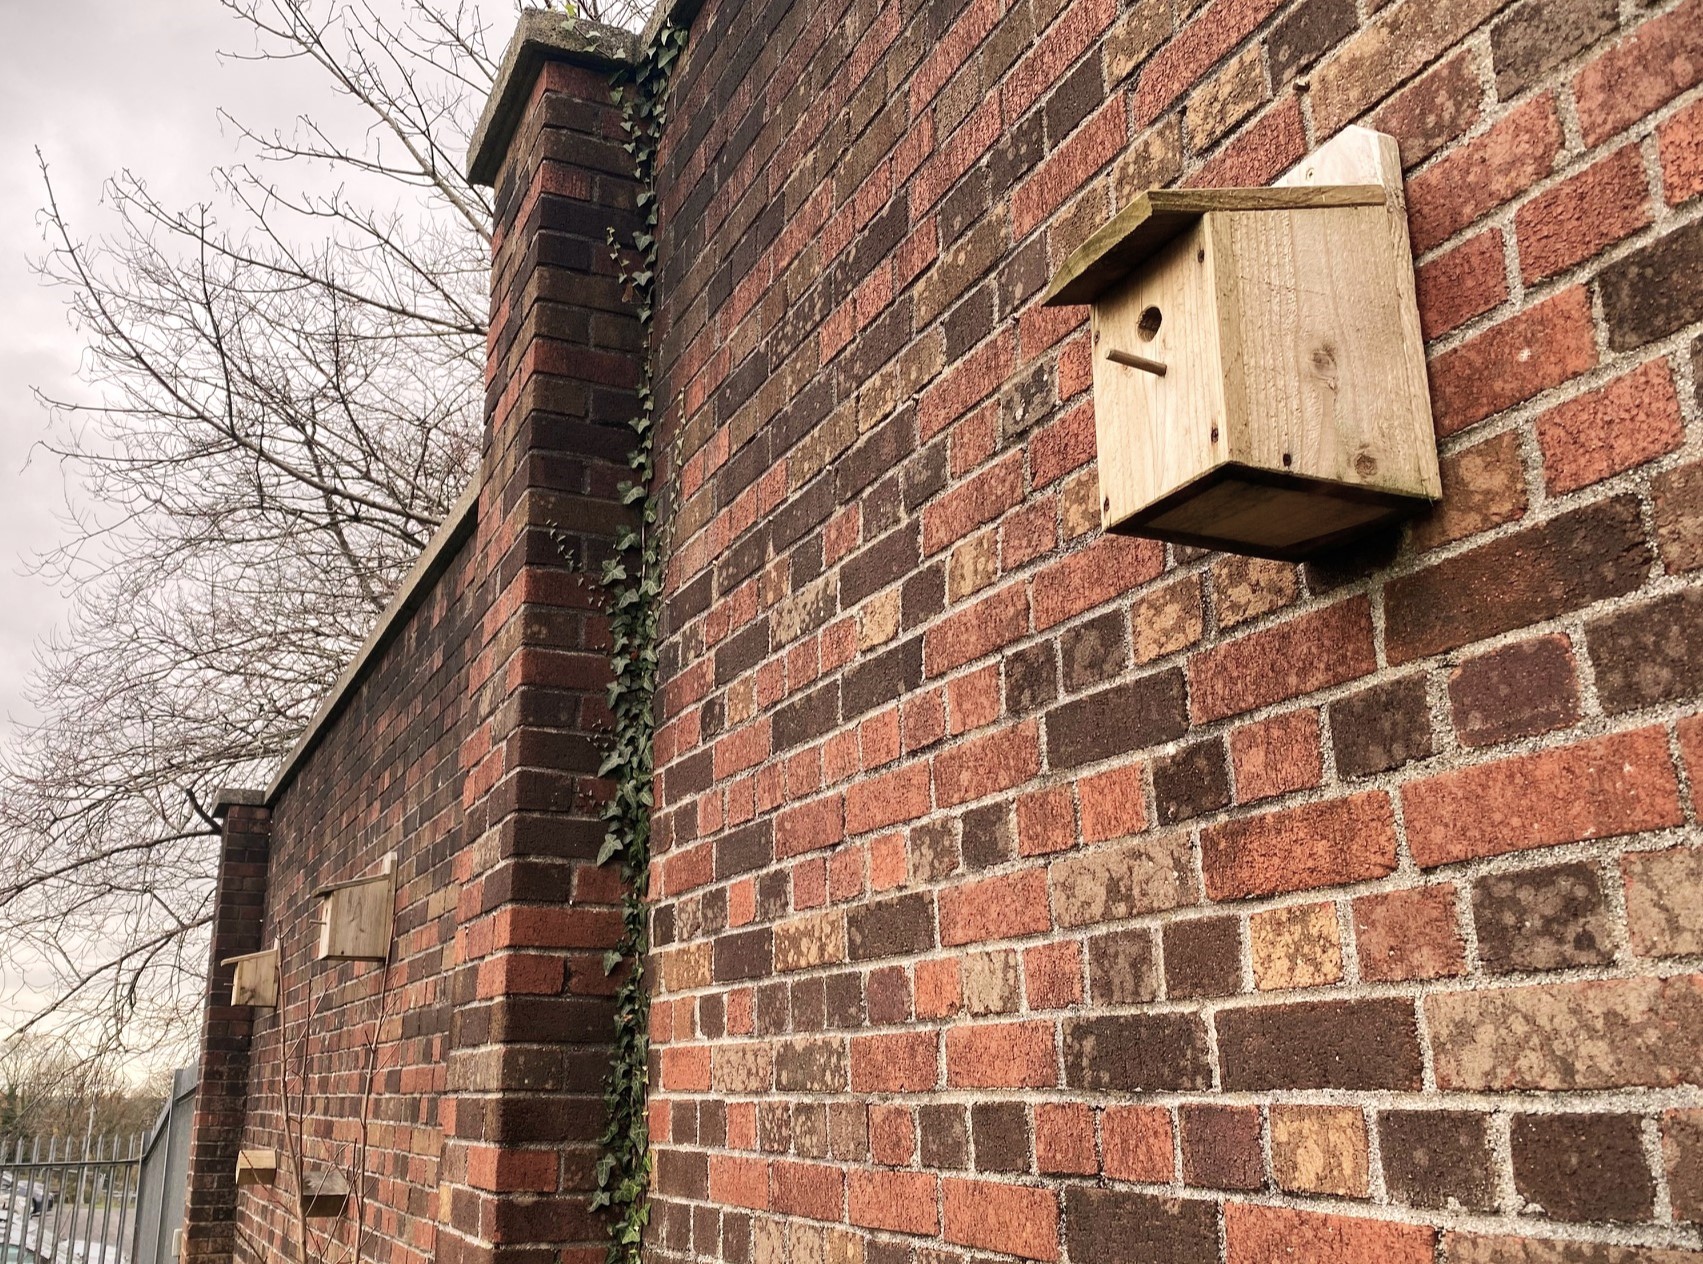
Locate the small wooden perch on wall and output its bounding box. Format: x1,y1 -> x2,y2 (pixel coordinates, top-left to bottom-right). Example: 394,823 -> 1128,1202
313,855 -> 395,962
224,944 -> 280,1007
1043,126 -> 1441,560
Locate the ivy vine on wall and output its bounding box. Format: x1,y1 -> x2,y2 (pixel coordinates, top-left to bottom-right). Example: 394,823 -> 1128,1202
592,18 -> 689,1264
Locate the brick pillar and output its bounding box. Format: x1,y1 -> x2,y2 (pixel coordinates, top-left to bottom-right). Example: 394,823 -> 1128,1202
446,16 -> 642,1264
181,789 -> 272,1264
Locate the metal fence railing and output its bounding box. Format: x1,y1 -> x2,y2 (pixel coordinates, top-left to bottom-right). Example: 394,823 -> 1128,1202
0,1134 -> 143,1264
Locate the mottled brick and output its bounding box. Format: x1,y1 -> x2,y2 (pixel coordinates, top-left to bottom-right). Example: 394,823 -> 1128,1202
1491,0 -> 1618,99
1623,846 -> 1703,958
1270,1106 -> 1369,1198
1473,861 -> 1614,974
1250,901 -> 1343,991
1428,975 -> 1703,1090
1586,589 -> 1703,714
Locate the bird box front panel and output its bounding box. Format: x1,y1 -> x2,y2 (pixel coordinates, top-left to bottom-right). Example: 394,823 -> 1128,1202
1211,204 -> 1436,501
315,873 -> 394,962
1091,219 -> 1227,531
226,945 -> 279,1007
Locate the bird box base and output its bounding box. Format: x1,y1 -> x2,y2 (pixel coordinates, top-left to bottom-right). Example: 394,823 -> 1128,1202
1112,462 -> 1427,561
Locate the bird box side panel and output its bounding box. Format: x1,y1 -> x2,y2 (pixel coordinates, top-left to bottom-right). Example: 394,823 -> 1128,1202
1092,221 -> 1228,531
1212,205 -> 1437,501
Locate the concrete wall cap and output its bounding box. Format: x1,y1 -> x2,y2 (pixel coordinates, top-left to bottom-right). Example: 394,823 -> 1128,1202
465,10 -> 641,186
211,787 -> 267,817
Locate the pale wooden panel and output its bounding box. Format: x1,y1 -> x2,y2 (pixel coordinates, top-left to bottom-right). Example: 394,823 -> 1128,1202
225,945 -> 279,1007
316,873 -> 394,962
1092,221 -> 1227,531
1212,204 -> 1436,500
300,1167 -> 350,1218
1276,125 -> 1440,498
235,1149 -> 278,1187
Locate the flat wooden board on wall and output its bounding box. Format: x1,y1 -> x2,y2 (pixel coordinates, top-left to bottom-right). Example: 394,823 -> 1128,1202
314,861 -> 395,962
300,1167 -> 350,1217
224,945 -> 280,1007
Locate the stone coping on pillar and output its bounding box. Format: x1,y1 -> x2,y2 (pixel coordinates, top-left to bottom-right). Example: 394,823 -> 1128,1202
211,787 -> 267,818
466,11 -> 642,186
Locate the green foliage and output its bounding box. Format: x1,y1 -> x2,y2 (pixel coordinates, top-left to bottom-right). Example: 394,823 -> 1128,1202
591,19 -> 689,1264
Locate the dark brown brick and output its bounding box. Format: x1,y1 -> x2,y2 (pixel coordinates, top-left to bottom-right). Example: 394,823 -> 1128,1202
1666,1109 -> 1703,1222
1152,738 -> 1231,824
1268,0 -> 1357,85
1491,0 -> 1618,99
1385,497 -> 1650,663
841,526 -> 922,606
1586,589 -> 1703,714
1086,929 -> 1161,1004
1217,999 -> 1423,1091
1378,1112 -> 1497,1212
1063,1189 -> 1219,1264
961,801 -> 1016,871
847,892 -> 935,961
1511,1113 -> 1655,1222
1473,860 -> 1614,974
844,636 -> 924,715
1653,460 -> 1703,574
1448,635 -> 1581,748
774,680 -> 841,751
1329,676 -> 1434,778
971,1102 -> 1030,1173
1598,218 -> 1703,352
1164,917 -> 1243,1000
1044,669 -> 1189,768
1063,1013 -> 1213,1091
1007,640 -> 1060,712
1180,1105 -> 1264,1191
712,927 -> 773,981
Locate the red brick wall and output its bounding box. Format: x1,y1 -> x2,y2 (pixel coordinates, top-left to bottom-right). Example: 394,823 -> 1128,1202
185,44 -> 644,1264
181,798 -> 272,1264
646,0 -> 1703,1258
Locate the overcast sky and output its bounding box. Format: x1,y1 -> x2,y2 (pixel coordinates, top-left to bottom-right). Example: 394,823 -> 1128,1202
0,1 -> 523,738
0,0 -> 523,1052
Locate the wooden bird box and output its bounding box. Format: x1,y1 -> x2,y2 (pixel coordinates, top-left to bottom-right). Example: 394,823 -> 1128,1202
314,861 -> 394,962
223,945 -> 279,1007
299,1167 -> 350,1218
235,1149 -> 278,1187
1043,127 -> 1440,560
